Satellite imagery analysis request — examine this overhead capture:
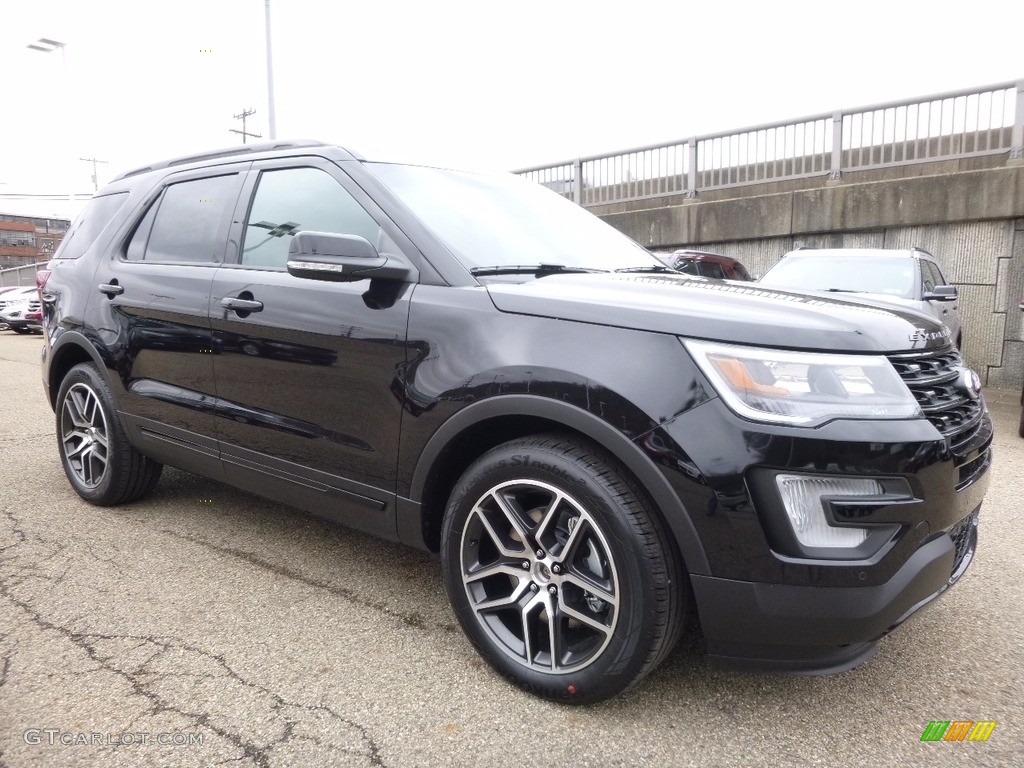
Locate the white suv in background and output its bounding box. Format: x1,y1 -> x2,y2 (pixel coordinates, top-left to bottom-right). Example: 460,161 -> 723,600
757,247 -> 962,348
0,286 -> 43,334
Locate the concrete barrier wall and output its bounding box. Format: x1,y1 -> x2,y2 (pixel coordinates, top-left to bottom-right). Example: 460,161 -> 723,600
596,166 -> 1024,388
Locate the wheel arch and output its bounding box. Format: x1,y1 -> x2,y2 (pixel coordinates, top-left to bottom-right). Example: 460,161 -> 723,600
46,332 -> 107,409
404,394 -> 711,576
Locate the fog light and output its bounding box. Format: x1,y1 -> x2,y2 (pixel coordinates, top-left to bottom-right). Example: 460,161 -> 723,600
776,475 -> 882,548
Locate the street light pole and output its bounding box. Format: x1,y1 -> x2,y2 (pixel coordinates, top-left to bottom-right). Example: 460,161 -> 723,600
265,0 -> 277,140
27,38 -> 75,207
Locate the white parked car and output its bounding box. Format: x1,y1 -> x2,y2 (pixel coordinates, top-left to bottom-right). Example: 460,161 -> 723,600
758,248 -> 962,348
0,286 -> 42,334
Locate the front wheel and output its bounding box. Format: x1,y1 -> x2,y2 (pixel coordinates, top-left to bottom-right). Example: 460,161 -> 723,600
441,434 -> 686,704
55,363 -> 163,505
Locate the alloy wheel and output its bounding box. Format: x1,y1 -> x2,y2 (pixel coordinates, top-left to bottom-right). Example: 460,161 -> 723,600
459,479 -> 620,674
60,382 -> 110,488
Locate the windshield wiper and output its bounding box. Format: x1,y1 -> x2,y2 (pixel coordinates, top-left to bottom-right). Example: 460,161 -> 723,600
614,265 -> 675,273
469,264 -> 609,277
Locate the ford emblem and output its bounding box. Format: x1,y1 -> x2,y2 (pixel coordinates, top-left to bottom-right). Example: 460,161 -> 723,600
959,368 -> 982,400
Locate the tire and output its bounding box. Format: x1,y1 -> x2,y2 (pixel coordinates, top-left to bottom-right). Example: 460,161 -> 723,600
11,326 -> 29,335
55,363 -> 163,505
441,433 -> 686,704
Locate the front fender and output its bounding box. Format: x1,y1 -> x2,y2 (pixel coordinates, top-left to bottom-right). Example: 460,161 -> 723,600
404,393 -> 711,576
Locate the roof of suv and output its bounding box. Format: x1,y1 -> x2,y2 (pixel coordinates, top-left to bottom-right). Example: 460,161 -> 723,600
785,247 -> 935,260
111,140 -> 346,182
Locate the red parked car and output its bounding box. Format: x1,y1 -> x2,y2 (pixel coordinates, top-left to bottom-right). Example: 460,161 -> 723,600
658,250 -> 753,281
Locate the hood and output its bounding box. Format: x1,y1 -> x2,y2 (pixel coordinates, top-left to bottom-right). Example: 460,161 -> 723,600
485,273 -> 952,353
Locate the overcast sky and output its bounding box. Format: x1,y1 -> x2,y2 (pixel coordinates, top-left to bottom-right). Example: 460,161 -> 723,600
0,0 -> 1020,221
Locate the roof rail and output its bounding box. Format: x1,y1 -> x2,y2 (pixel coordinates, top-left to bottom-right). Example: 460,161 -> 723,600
112,140 -> 330,182
910,245 -> 935,258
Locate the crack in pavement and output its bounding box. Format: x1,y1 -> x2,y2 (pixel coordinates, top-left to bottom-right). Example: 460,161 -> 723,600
0,432 -> 53,446
0,505 -> 388,767
162,529 -> 458,635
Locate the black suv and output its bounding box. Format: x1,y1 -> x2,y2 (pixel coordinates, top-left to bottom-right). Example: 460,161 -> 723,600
40,141 -> 992,703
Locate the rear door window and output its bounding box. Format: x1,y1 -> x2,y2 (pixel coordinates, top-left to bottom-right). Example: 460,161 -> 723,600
127,174 -> 241,263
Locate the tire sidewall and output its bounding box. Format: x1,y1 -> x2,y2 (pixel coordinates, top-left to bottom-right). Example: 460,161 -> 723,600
441,440 -> 663,704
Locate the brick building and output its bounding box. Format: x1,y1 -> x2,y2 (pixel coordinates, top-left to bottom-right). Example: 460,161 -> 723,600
0,214 -> 70,269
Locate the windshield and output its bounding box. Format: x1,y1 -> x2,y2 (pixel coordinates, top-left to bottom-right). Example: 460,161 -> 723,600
759,256 -> 916,299
367,163 -> 660,273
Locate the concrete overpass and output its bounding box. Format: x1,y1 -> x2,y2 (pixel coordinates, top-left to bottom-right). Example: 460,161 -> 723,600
518,80 -> 1024,388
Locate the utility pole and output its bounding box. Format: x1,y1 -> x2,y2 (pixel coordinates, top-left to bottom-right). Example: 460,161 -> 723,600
229,109 -> 262,144
79,157 -> 108,191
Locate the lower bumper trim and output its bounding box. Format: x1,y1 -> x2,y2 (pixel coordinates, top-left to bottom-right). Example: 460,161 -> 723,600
692,531 -> 965,673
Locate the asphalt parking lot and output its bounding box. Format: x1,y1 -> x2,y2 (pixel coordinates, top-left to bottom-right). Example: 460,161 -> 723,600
0,330 -> 1021,768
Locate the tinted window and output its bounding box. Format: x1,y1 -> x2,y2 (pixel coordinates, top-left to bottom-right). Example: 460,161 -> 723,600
920,260 -> 937,294
142,175 -> 238,263
54,192 -> 129,259
241,168 -> 381,269
699,262 -> 727,280
674,259 -> 699,275
925,260 -> 947,287
125,200 -> 159,261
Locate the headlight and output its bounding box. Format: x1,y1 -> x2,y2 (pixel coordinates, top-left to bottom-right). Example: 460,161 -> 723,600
684,340 -> 921,426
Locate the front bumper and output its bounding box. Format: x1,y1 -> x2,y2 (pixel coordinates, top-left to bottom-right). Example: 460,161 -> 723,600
641,382 -> 992,673
692,508 -> 979,673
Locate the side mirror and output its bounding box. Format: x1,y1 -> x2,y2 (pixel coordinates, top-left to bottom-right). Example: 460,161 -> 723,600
924,284 -> 958,302
286,231 -> 413,283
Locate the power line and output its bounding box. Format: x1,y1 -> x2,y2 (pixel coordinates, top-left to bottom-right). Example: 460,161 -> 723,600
229,108 -> 262,144
0,193 -> 93,200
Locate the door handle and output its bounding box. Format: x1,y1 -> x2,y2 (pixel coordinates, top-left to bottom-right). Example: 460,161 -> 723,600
98,282 -> 124,296
221,297 -> 264,313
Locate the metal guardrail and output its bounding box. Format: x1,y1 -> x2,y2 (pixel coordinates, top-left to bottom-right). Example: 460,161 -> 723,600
0,262 -> 48,287
516,80 -> 1024,207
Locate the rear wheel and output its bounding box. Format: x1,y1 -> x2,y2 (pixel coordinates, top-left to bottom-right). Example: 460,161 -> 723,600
441,433 -> 686,703
55,363 -> 163,505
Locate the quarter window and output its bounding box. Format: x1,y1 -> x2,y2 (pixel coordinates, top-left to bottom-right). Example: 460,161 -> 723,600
241,168 -> 381,269
54,192 -> 128,260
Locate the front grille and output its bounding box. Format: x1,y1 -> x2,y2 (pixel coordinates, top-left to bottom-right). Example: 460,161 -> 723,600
888,348 -> 991,489
888,349 -> 984,440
